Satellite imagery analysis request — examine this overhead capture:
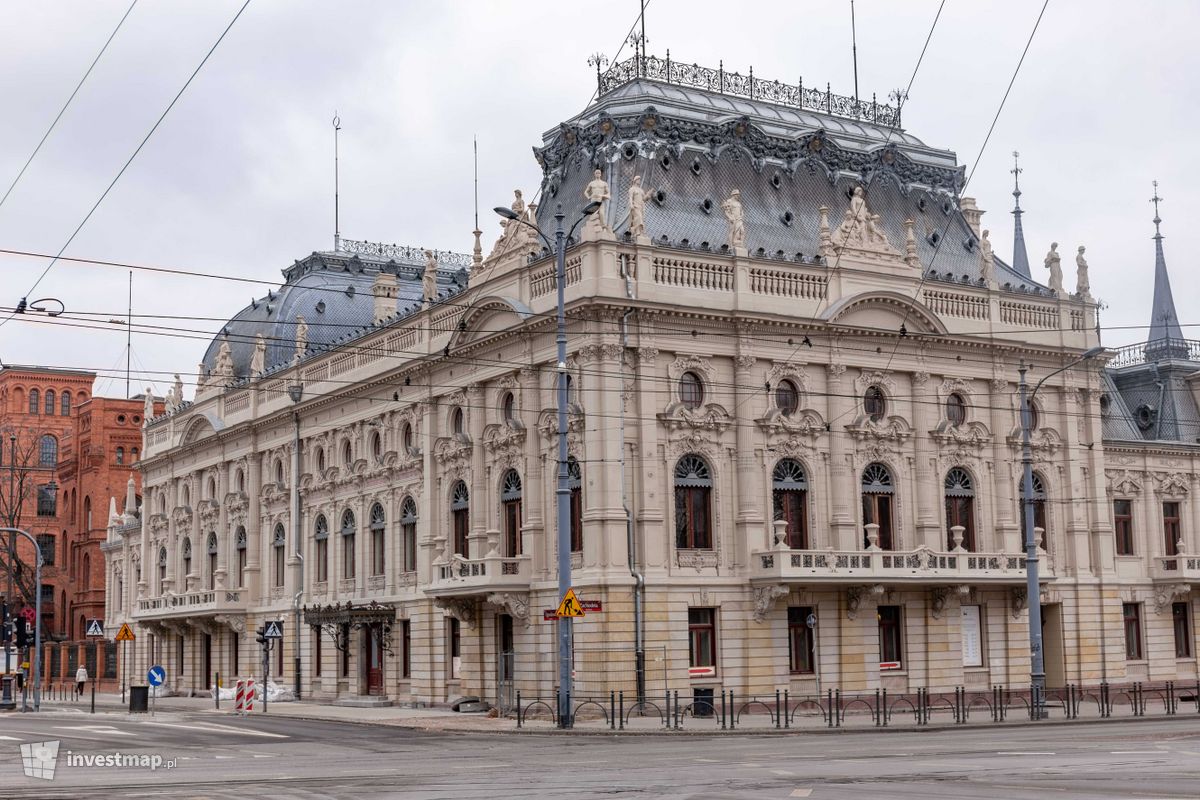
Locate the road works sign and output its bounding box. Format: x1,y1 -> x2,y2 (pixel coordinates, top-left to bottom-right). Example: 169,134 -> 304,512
84,619 -> 105,637
263,620 -> 284,639
115,623 -> 136,642
555,588 -> 584,618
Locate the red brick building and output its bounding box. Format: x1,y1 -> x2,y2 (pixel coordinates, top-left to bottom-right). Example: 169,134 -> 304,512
0,365 -> 158,688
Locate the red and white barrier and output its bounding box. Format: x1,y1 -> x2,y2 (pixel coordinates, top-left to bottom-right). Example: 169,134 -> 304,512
243,679 -> 255,714
233,680 -> 245,714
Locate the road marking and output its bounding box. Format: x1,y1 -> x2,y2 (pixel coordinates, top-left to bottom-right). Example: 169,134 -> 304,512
996,751 -> 1055,755
771,770 -> 796,777
54,725 -> 137,737
1110,750 -> 1158,754
142,720 -> 288,739
0,735 -> 22,741
790,790 -> 813,798
252,754 -> 273,758
694,758 -> 721,762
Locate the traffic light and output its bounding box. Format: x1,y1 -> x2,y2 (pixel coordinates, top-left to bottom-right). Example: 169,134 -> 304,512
255,626 -> 267,647
14,616 -> 27,650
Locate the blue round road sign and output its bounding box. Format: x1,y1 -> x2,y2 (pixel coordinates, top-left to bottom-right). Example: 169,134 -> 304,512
147,665 -> 165,686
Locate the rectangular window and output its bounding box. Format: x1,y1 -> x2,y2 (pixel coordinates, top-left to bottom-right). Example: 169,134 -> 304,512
688,608 -> 716,670
878,605 -> 903,667
1123,602 -> 1143,660
273,546 -> 285,587
343,534 -> 356,579
237,548 -> 247,589
315,539 -> 328,583
401,619 -> 411,679
944,496 -> 976,551
1173,602 -> 1192,659
570,486 -> 583,553
36,485 -> 57,517
1163,502 -> 1181,557
402,522 -> 417,572
448,618 -> 461,679
1113,500 -> 1134,556
862,494 -> 894,550
36,535 -> 55,566
504,498 -> 522,557
371,528 -> 385,576
453,509 -> 469,556
960,604 -> 983,667
314,629 -> 322,677
787,607 -> 814,674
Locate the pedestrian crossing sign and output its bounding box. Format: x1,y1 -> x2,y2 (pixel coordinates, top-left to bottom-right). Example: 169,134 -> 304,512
263,620 -> 284,639
555,588 -> 584,618
85,619 -> 104,637
115,623 -> 136,642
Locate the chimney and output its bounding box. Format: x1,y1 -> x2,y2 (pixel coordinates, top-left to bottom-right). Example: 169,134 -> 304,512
371,269 -> 398,323
959,196 -> 984,238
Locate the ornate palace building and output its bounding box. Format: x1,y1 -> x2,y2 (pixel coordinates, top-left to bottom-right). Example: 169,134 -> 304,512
103,54 -> 1197,706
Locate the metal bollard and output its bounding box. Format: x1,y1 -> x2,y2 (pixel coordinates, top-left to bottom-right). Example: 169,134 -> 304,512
783,690 -> 789,729
90,682 -> 95,714
618,691 -> 624,730
215,671 -> 220,710
515,690 -> 521,728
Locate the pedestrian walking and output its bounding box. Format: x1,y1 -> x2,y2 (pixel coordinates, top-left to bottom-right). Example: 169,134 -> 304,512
75,664 -> 88,700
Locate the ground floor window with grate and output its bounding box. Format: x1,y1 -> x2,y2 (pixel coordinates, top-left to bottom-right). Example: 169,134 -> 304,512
877,605 -> 903,666
1123,603 -> 1143,660
787,606 -> 815,674
688,608 -> 716,670
1173,602 -> 1192,658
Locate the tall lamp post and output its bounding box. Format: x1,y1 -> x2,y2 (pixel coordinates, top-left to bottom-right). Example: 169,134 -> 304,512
1019,345 -> 1103,718
494,200 -> 599,728
0,527 -> 43,711
287,383 -> 304,701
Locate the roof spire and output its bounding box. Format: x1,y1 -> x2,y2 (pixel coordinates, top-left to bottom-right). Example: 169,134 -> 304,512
1010,150 -> 1031,278
1146,180 -> 1188,360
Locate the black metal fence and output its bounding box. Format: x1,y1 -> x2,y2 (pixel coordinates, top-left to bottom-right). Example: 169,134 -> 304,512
514,681 -> 1200,730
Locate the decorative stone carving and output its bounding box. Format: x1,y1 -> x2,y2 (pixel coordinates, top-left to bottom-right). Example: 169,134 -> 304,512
980,229 -> 995,287
142,390 -> 154,426
1010,586 -> 1028,618
294,315 -> 309,361
628,175 -> 652,239
721,190 -> 746,251
486,592 -> 531,627
1044,242 -> 1063,294
250,333 -> 266,377
423,250 -> 438,304
845,585 -> 865,619
817,206 -> 835,258
213,336 -> 235,383
833,187 -> 900,258
930,586 -> 950,619
752,584 -> 789,623
1106,470 -> 1143,496
930,420 -> 991,460
903,218 -> 920,268
583,169 -> 612,233
1154,584 -> 1190,614
1075,246 -> 1091,298
676,549 -> 719,571
434,596 -> 477,629
1154,471 -> 1189,497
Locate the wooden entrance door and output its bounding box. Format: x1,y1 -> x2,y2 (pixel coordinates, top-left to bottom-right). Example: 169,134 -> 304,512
363,624 -> 384,695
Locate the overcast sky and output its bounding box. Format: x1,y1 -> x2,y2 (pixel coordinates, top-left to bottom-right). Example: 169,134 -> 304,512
0,0 -> 1195,398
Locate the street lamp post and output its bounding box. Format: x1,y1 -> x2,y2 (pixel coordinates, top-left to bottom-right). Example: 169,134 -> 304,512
1019,345 -> 1103,719
0,527 -> 43,711
494,200 -> 599,729
287,383 -> 304,701
4,434 -> 16,683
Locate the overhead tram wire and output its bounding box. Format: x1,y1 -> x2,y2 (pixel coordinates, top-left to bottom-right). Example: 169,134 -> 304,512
0,1 -> 139,214
0,0 -> 253,332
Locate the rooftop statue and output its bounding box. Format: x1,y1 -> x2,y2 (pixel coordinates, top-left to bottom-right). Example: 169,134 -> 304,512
423,249 -> 438,304
294,315 -> 309,361
628,176 -> 654,240
166,373 -> 184,411
143,389 -> 154,426
584,169 -> 612,232
721,189 -> 746,251
980,229 -> 995,286
250,333 -> 267,377
1044,242 -> 1064,294
213,336 -> 235,380
1075,245 -> 1091,299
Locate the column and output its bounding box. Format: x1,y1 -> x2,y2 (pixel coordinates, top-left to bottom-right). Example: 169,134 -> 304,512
826,364 -> 855,550
245,452 -> 263,599
466,384 -> 487,559
988,376 -> 1019,553
910,371 -> 938,549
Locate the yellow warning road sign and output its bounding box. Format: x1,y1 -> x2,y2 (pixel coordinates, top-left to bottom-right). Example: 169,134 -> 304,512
115,623 -> 136,642
556,588 -> 584,618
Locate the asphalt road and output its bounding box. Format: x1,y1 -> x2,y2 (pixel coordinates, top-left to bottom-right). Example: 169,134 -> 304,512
2,710 -> 1198,799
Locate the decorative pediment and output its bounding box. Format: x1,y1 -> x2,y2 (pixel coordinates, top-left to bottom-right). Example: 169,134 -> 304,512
483,423 -> 527,469
1006,426 -> 1062,456
666,353 -> 715,384
197,499 -> 220,527
764,361 -> 811,395
1154,472 -> 1190,497
1154,584 -> 1191,614
757,408 -> 825,440
434,437 -> 471,468
170,506 -> 193,529
845,414 -> 913,444
854,369 -> 898,396
939,376 -> 975,399
829,187 -> 903,262
536,408 -> 585,440
1106,470 -> 1143,496
930,419 -> 991,458
665,431 -> 720,461
486,592 -> 531,627
658,401 -> 731,433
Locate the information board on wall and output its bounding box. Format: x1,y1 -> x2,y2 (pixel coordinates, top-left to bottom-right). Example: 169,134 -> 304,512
961,604 -> 982,667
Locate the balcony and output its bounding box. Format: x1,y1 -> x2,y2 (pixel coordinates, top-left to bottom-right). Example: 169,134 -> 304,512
1152,555 -> 1200,582
751,545 -> 1043,587
132,589 -> 247,620
425,554 -> 531,598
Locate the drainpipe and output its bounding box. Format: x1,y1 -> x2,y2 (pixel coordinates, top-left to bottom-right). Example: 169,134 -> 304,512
620,286 -> 645,705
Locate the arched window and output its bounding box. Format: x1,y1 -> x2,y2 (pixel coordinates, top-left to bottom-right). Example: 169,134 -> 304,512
1019,472 -> 1048,544
369,503 -> 386,576
861,463 -> 895,550
274,459 -> 285,486
130,447 -> 139,463
207,477 -> 216,500
400,497 -> 418,572
235,527 -> 247,588
776,380 -> 799,417
371,431 -> 382,463
45,390 -> 55,415
315,447 -> 326,473
39,435 -> 57,467
946,393 -> 967,425
1024,401 -> 1040,431
674,455 -> 712,549
501,470 -> 522,557
81,553 -> 90,590
342,439 -> 353,466
450,481 -> 470,556
679,372 -> 704,409
314,515 -> 329,583
272,524 -> 286,587
944,467 -> 976,551
772,459 -> 809,549
182,537 -> 193,578
115,446 -> 125,465
502,392 -> 516,424
84,496 -> 91,529
401,423 -> 414,453
568,457 -> 583,553
206,533 -> 218,590
864,386 -> 887,421
60,392 -> 70,416
451,407 -> 465,435
341,510 -> 356,579
235,469 -> 245,493
29,389 -> 39,415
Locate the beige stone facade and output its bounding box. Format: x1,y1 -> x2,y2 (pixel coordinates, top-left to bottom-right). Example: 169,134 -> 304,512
103,64 -> 1199,707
